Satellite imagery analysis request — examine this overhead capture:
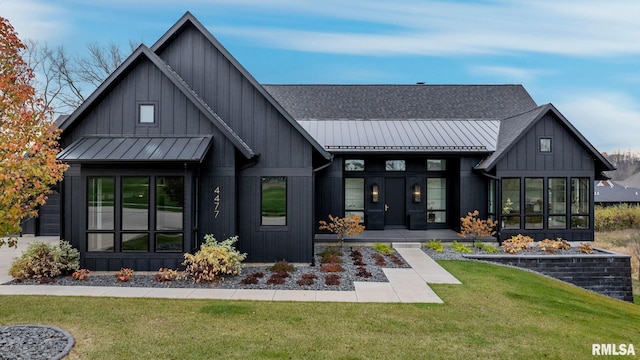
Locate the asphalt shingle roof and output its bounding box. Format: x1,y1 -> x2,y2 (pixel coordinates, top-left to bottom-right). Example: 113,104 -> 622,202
264,84 -> 537,120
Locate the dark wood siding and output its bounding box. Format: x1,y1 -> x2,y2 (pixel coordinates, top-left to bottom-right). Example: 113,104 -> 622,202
497,113 -> 594,173
156,24 -> 317,262
496,112 -> 596,242
64,58 -> 217,144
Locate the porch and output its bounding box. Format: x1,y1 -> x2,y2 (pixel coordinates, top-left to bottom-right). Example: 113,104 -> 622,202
315,229 -> 497,244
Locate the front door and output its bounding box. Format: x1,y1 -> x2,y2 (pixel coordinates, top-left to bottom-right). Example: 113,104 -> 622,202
384,178 -> 406,227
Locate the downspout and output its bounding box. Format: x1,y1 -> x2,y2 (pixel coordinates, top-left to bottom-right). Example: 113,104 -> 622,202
478,170 -> 502,244
310,156 -> 334,266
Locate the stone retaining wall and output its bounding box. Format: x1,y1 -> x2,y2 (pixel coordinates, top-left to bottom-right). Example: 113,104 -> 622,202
465,249 -> 634,302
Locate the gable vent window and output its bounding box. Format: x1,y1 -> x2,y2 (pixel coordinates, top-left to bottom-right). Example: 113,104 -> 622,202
539,137 -> 552,153
139,104 -> 155,124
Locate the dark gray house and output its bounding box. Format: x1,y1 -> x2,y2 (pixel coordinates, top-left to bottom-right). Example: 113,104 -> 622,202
54,12 -> 614,270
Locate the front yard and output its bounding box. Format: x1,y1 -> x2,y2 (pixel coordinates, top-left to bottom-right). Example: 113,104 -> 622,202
1,260 -> 637,359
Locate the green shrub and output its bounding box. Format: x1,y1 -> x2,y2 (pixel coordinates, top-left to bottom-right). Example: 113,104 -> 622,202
317,246 -> 343,258
372,242 -> 395,254
270,260 -> 295,273
473,241 -> 499,254
595,204 -> 640,231
9,240 -> 79,279
424,239 -> 444,253
182,235 -> 247,283
451,241 -> 472,254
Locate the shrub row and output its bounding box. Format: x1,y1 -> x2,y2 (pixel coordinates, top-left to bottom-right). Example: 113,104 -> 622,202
595,204 -> 640,232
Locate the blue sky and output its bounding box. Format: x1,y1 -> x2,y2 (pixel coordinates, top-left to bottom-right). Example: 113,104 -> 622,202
3,0 -> 640,154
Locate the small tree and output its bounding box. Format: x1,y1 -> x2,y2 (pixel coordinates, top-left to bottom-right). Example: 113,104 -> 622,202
0,17 -> 68,247
458,210 -> 497,242
319,214 -> 365,248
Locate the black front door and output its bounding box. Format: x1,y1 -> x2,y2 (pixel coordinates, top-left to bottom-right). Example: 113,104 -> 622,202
384,178 -> 406,227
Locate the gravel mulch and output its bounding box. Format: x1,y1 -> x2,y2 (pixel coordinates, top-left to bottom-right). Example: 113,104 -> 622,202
0,325 -> 74,360
5,246 -> 409,292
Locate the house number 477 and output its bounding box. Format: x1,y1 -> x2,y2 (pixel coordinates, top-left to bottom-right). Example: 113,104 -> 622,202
214,186 -> 221,218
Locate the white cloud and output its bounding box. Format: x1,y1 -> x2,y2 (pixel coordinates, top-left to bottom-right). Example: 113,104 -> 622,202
468,66 -> 550,84
0,1 -> 67,41
558,92 -> 640,153
209,0 -> 640,57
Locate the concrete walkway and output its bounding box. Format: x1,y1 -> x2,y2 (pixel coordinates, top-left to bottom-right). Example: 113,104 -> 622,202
0,238 -> 461,303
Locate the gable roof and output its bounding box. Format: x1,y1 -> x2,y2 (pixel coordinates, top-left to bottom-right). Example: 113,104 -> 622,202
474,103 -> 615,174
264,84 -> 537,120
57,44 -> 256,159
151,12 -> 331,161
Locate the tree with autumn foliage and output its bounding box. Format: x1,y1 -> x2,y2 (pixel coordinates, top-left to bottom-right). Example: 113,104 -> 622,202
458,210 -> 497,242
0,17 -> 68,247
319,214 -> 365,248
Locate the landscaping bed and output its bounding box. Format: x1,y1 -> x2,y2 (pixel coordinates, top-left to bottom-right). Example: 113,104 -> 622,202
6,245 -> 409,291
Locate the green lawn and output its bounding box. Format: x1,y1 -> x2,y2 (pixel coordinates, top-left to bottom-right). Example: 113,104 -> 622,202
1,261 -> 638,359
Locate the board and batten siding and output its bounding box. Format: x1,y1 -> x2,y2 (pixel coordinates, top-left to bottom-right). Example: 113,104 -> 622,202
156,22 -> 317,262
497,113 -> 595,173
496,112 -> 596,242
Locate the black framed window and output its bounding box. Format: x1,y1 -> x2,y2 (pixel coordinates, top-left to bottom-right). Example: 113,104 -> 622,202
524,178 -> 543,229
385,160 -> 405,171
501,178 -> 521,229
156,177 -> 184,252
427,178 -> 446,223
86,175 -> 184,253
87,177 -> 115,252
344,178 -> 364,222
261,177 -> 287,226
427,159 -> 446,171
345,159 -> 365,171
548,178 -> 567,229
570,177 -> 590,229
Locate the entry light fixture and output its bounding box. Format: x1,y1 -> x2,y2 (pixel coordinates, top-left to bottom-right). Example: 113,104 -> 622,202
372,184 -> 379,203
412,184 -> 421,203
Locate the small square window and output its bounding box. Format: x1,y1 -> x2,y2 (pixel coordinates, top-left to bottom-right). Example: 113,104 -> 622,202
539,138 -> 552,152
139,104 -> 155,124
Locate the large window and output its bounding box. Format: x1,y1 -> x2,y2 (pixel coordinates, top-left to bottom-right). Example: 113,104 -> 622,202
121,177 -> 149,252
427,178 -> 446,223
499,177 -> 590,231
571,177 -> 590,229
88,177 -> 115,252
261,177 -> 287,226
87,175 -> 184,253
548,178 -> 567,229
344,178 -> 364,221
524,178 -> 543,229
501,178 -> 520,229
156,177 -> 184,252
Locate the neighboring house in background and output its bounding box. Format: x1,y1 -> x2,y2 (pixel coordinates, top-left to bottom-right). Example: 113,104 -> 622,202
594,180 -> 640,206
44,12 -> 613,271
617,172 -> 640,190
